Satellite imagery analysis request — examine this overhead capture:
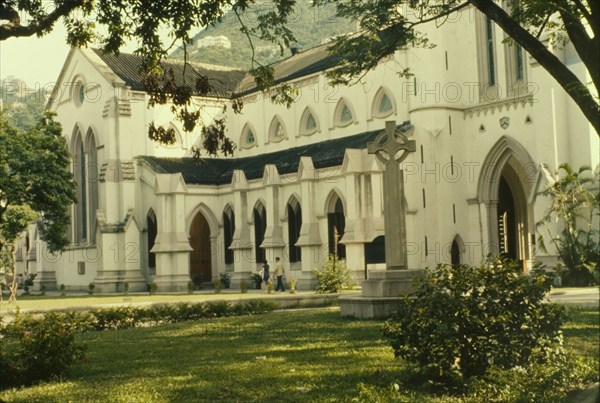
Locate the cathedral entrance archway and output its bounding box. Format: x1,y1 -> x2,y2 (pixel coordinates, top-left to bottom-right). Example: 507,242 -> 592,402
190,211 -> 212,284
478,136 -> 536,269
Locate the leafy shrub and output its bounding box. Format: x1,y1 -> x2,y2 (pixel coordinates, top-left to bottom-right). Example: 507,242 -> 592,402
382,258 -> 567,386
240,280 -> 248,293
149,282 -> 158,295
205,301 -> 230,317
213,279 -> 223,293
174,303 -> 207,321
89,306 -> 139,330
238,300 -> 278,315
88,282 -> 95,295
0,312 -> 86,388
187,281 -> 195,294
219,272 -> 231,288
250,273 -> 262,289
0,342 -> 13,387
314,255 -> 353,293
23,274 -> 36,294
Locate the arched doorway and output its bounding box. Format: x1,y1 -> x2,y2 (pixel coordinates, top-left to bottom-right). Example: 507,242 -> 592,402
477,136 -> 536,269
189,212 -> 212,284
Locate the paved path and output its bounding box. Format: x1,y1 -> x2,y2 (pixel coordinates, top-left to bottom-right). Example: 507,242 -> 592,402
547,287 -> 599,307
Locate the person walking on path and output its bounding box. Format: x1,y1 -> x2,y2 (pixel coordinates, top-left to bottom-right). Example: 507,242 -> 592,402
260,260 -> 270,291
274,257 -> 285,292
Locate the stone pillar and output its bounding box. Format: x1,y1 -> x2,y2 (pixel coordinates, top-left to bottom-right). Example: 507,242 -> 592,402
296,157 -> 322,289
151,174 -> 193,292
338,150 -> 367,281
31,236 -> 58,291
229,170 -> 254,288
261,165 -> 286,267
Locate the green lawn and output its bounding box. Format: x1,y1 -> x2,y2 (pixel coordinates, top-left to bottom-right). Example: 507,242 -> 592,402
0,306 -> 598,402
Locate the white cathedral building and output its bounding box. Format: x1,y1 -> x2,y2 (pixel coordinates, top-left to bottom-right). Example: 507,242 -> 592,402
17,9 -> 598,292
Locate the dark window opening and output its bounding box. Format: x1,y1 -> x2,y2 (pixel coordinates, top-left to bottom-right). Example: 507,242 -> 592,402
223,210 -> 235,264
253,207 -> 266,263
288,202 -> 302,262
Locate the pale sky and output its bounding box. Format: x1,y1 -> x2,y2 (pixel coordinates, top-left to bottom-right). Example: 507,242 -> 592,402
0,23 -> 177,89
0,24 -> 71,87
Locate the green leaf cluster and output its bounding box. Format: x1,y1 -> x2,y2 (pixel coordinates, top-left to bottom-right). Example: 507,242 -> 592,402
0,112 -> 76,255
536,164 -> 600,286
383,258 -> 567,387
314,255 -> 353,293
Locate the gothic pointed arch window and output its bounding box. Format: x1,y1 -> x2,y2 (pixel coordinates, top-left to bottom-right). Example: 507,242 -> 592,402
475,12 -> 499,100
502,0 -> 527,96
240,123 -> 257,149
268,116 -> 287,143
147,209 -> 157,272
287,197 -> 302,262
334,98 -> 355,127
71,126 -> 99,244
223,207 -> 235,265
253,203 -> 267,263
299,107 -> 319,136
450,235 -> 464,267
371,87 -> 395,118
72,129 -> 87,243
85,129 -> 99,242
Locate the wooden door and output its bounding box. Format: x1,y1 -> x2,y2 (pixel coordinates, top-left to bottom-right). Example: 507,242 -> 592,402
190,212 -> 212,283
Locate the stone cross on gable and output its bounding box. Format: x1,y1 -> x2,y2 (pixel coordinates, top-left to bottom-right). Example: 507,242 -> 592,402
368,121 -> 416,270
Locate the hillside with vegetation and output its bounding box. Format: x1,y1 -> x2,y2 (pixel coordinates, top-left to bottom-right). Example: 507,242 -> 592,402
0,77 -> 46,131
171,1 -> 356,68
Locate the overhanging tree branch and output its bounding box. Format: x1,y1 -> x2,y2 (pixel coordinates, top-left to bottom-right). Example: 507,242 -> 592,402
0,1 -> 91,41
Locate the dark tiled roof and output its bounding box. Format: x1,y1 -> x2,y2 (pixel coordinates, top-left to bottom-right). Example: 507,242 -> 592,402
140,124 -> 410,185
92,49 -> 246,98
235,43 -> 338,96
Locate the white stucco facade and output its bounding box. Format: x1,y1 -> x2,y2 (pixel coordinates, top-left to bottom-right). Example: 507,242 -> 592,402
15,9 -> 598,292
